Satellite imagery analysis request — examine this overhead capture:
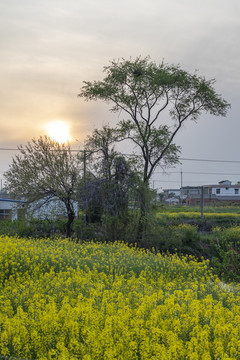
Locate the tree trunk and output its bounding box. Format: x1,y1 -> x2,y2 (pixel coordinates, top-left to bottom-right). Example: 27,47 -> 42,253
66,210 -> 75,237
65,200 -> 75,237
136,182 -> 150,242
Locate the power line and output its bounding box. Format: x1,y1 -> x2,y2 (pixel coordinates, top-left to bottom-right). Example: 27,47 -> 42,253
180,157 -> 240,163
155,171 -> 240,176
1,147 -> 240,164
0,147 -> 80,151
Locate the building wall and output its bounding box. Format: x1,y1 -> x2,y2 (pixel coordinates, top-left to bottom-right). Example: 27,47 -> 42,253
211,187 -> 240,196
0,208 -> 12,220
26,198 -> 78,220
187,197 -> 240,206
163,189 -> 181,197
0,200 -> 19,220
0,198 -> 78,221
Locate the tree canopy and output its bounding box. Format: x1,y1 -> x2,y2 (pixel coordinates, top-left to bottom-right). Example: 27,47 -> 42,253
4,136 -> 82,236
79,56 -> 230,183
79,56 -> 230,218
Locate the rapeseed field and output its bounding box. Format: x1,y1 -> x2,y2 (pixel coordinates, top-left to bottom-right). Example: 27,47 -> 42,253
157,211 -> 240,220
1,235 -> 240,359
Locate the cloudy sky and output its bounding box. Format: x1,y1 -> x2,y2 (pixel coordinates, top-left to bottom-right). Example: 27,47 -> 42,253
0,0 -> 240,190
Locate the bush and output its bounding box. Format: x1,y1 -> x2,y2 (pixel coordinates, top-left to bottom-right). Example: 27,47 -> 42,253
210,226 -> 240,282
0,218 -> 67,238
137,215 -> 201,254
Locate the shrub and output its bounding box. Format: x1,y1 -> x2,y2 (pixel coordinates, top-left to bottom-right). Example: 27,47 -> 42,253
211,226 -> 240,281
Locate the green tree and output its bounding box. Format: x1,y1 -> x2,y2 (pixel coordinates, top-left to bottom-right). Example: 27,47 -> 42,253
4,136 -> 82,237
79,56 -> 230,217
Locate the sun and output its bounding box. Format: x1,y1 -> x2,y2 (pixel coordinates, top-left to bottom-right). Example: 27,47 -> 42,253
45,121 -> 71,143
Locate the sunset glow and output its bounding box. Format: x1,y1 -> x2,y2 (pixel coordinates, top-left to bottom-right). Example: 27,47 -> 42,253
46,121 -> 71,143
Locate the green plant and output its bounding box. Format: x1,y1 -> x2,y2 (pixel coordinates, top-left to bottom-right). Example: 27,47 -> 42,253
210,226 -> 240,281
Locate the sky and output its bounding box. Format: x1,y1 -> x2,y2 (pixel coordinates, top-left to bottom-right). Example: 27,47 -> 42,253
0,0 -> 240,191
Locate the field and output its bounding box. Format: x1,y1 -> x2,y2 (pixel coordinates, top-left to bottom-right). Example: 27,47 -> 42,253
1,235 -> 240,359
156,205 -> 240,220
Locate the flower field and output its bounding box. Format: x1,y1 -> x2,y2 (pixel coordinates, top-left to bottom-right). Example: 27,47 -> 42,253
157,211 -> 240,220
1,236 -> 240,359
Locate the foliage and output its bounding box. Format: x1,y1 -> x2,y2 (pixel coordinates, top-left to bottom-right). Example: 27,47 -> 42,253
4,136 -> 82,237
157,211 -> 240,220
83,125 -> 121,180
0,219 -> 67,238
2,236 -> 240,359
72,212 -> 139,244
4,205 -> 240,282
156,209 -> 240,231
80,160 -> 138,222
211,226 -> 240,282
79,125 -> 140,222
136,216 -> 203,257
79,178 -> 105,223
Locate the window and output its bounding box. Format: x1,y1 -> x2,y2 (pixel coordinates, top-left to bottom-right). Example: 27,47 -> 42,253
0,209 -> 12,220
216,188 -> 221,194
235,189 -> 239,194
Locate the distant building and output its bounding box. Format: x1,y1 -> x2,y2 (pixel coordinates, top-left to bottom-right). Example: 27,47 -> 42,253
181,180 -> 240,206
163,180 -> 240,206
0,191 -> 78,221
27,198 -> 78,221
0,192 -> 26,220
162,189 -> 181,204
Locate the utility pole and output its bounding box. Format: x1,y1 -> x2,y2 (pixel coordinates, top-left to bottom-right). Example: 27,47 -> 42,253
180,169 -> 183,188
82,150 -> 87,225
201,186 -> 204,219
83,150 -> 86,183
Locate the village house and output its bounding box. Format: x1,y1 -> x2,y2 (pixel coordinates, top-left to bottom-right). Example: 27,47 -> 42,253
162,189 -> 181,204
0,191 -> 78,221
0,192 -> 26,221
164,180 -> 240,206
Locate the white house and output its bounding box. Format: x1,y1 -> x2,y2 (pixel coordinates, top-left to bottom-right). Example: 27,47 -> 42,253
27,198 -> 79,221
162,189 -> 181,204
207,180 -> 240,197
181,180 -> 240,206
0,195 -> 26,221
163,180 -> 240,206
0,192 -> 78,221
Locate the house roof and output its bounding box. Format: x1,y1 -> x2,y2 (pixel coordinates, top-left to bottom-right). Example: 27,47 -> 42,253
203,184 -> 240,188
0,199 -> 26,203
